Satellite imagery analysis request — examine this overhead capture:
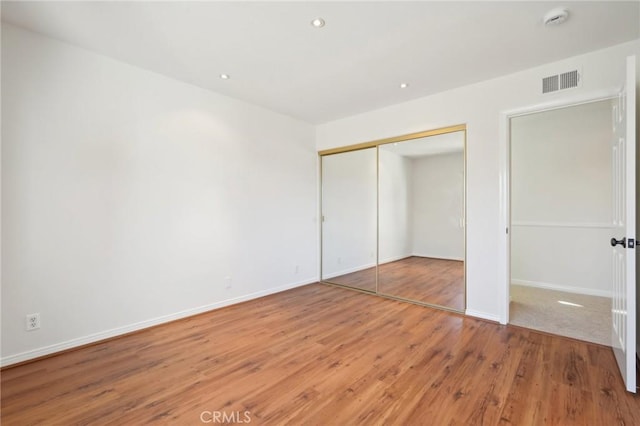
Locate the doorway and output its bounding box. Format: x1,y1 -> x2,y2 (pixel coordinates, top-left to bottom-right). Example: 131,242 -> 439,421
508,99 -> 614,345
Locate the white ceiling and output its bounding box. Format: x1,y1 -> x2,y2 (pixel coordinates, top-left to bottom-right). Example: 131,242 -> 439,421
2,1 -> 639,124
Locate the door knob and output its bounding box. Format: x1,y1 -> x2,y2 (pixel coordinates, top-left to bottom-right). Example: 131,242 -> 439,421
611,237 -> 626,248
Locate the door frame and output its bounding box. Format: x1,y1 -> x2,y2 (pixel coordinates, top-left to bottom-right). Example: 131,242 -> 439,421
498,89 -> 618,325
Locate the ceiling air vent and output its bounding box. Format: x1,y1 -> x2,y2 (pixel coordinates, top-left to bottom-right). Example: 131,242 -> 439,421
542,69 -> 581,94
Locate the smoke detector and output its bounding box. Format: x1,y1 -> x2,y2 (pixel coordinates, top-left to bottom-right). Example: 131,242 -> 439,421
543,8 -> 569,26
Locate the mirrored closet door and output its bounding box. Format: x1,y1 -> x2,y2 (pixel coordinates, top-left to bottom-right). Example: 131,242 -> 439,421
378,132 -> 465,310
320,125 -> 466,312
321,147 -> 377,292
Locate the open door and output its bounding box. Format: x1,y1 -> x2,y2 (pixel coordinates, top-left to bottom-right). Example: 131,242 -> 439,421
611,55 -> 636,393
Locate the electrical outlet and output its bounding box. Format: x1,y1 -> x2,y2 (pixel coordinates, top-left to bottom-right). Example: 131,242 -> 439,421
294,265 -> 300,274
224,276 -> 232,289
26,313 -> 40,331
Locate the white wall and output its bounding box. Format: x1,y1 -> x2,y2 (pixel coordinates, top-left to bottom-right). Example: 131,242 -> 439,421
411,152 -> 465,260
321,148 -> 377,277
511,100 -> 613,297
1,25 -> 318,365
317,39 -> 640,321
379,148 -> 412,263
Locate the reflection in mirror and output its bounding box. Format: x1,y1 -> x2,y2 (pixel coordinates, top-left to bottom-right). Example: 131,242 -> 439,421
321,147 -> 377,292
378,131 -> 465,310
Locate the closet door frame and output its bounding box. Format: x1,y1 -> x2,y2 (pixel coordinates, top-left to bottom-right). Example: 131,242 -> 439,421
319,123 -> 467,313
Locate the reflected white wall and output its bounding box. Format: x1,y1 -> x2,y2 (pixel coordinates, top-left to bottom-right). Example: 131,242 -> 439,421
321,148 -> 377,278
379,149 -> 413,263
411,151 -> 465,260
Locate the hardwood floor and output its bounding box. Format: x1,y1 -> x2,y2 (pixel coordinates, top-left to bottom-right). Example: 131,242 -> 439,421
2,284 -> 639,425
379,257 -> 464,310
326,256 -> 464,310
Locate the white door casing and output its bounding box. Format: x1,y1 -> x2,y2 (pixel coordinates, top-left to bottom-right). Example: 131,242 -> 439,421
611,55 -> 636,393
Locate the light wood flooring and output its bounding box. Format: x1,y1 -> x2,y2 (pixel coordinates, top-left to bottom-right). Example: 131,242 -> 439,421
325,256 -> 464,310
2,283 -> 640,425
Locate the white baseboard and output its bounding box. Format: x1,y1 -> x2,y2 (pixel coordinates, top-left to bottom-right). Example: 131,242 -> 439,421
465,309 -> 501,323
379,254 -> 412,265
0,277 -> 318,367
412,253 -> 464,262
511,279 -> 612,298
322,262 -> 376,279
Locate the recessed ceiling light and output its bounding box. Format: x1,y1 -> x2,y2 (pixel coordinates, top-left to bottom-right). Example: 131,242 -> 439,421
400,83 -> 409,89
311,18 -> 325,28
220,74 -> 230,80
543,8 -> 569,26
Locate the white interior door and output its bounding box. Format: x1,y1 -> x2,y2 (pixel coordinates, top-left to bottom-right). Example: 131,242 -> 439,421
611,55 -> 636,393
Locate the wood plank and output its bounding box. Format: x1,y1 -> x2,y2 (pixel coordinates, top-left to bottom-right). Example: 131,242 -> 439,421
2,283 -> 639,425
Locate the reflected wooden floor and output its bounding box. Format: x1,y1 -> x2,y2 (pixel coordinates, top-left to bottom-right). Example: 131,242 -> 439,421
324,265 -> 377,292
326,256 -> 464,310
3,284 -> 639,425
379,257 -> 464,310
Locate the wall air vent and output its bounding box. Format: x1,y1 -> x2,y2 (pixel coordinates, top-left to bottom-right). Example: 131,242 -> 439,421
542,69 -> 581,94
559,70 -> 579,90
542,75 -> 559,93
